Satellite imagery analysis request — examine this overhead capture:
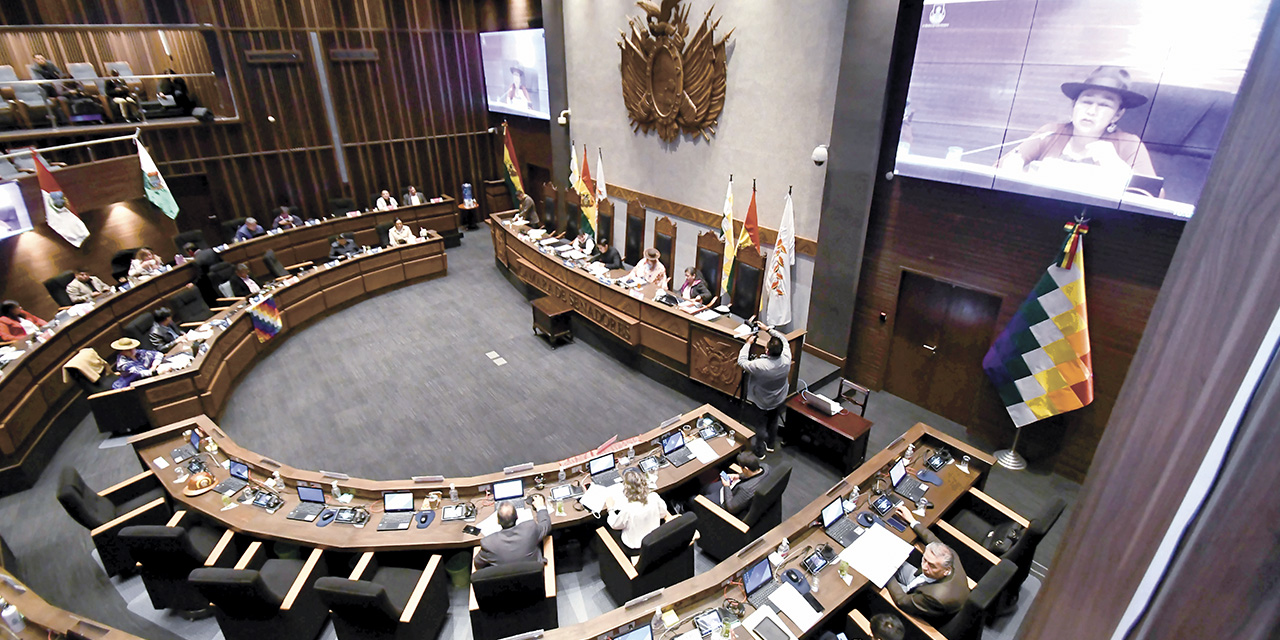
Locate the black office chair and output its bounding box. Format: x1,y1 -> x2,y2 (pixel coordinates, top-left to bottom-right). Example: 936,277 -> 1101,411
194,247 -> 222,274
947,498 -> 1066,616
263,249 -> 290,279
43,270 -> 76,308
122,312 -> 156,345
55,467 -> 169,577
189,554 -> 329,640
62,347 -> 152,435
595,513 -> 699,605
168,286 -> 214,327
315,557 -> 448,640
936,559 -> 1016,640
208,262 -> 238,299
110,248 -> 139,282
469,540 -> 557,640
220,217 -> 248,243
119,522 -> 235,615
330,197 -> 357,218
172,229 -> 209,253
690,465 -> 792,561
375,221 -> 395,247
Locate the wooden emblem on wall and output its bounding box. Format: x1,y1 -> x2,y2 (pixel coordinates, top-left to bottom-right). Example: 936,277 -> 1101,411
619,0 -> 733,142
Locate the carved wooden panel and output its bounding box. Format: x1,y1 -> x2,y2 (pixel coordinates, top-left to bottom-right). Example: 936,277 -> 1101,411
654,215 -> 675,280
688,324 -> 743,395
641,325 -> 689,366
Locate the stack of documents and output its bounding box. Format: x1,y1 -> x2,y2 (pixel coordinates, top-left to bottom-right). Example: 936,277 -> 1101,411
838,523 -> 914,587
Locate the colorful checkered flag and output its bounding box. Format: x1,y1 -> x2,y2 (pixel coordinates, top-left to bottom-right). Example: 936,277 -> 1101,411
983,222 -> 1093,427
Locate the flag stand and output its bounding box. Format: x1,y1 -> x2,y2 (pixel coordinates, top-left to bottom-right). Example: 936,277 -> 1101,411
995,428 -> 1028,470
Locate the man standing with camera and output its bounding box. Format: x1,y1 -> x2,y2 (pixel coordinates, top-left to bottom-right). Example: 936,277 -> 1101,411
738,320 -> 791,457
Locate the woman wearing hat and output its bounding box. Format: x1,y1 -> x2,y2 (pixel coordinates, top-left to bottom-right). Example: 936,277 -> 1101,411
998,66 -> 1156,179
111,337 -> 162,389
505,67 -> 532,110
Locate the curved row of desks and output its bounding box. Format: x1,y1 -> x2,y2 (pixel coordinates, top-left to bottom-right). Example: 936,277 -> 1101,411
0,204 -> 454,494
0,566 -> 144,640
489,213 -> 806,399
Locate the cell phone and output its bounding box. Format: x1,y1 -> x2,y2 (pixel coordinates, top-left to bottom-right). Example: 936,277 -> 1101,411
720,471 -> 732,485
461,525 -> 482,536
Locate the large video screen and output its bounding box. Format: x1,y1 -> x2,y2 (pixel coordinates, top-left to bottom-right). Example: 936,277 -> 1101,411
0,181 -> 33,241
480,29 -> 550,120
893,0 -> 1268,219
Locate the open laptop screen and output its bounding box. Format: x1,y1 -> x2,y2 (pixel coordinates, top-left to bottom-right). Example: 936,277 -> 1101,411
615,625 -> 652,640
297,485 -> 326,504
492,478 -> 524,501
821,498 -> 845,529
383,492 -> 414,512
661,431 -> 685,454
588,454 -> 615,475
889,459 -> 907,487
228,460 -> 249,481
743,557 -> 773,595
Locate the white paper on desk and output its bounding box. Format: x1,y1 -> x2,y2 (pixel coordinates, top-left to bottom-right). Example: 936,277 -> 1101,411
675,630 -> 701,640
768,583 -> 820,632
838,523 -> 914,588
152,456 -> 170,469
565,250 -> 588,260
477,507 -> 533,535
539,237 -> 559,246
695,309 -> 721,322
685,437 -> 718,463
579,481 -> 623,513
186,330 -> 213,341
743,605 -> 799,640
733,323 -> 753,337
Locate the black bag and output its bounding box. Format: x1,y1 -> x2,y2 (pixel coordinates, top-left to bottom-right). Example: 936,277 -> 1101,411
983,521 -> 1024,554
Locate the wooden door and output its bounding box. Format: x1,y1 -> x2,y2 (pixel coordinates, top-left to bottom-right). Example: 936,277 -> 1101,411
883,272 -> 1002,425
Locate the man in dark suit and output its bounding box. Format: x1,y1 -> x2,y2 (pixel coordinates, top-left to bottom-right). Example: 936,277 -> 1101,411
228,263 -> 261,298
886,504 -> 970,622
474,494 -> 551,569
330,233 -> 360,259
147,307 -> 187,352
589,237 -> 623,270
31,53 -> 63,97
701,452 -> 770,516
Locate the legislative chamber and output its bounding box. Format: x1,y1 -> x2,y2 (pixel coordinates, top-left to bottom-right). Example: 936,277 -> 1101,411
0,2 -> 1277,640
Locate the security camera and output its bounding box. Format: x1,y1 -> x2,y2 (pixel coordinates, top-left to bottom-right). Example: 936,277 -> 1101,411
557,109 -> 571,126
812,145 -> 828,166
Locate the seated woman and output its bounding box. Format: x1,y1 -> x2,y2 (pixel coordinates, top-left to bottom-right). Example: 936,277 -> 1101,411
0,300 -> 47,342
110,337 -> 162,389
677,267 -> 714,306
604,469 -> 672,554
104,70 -> 141,123
128,247 -> 163,278
997,66 -> 1157,186
387,219 -> 415,246
627,248 -> 668,286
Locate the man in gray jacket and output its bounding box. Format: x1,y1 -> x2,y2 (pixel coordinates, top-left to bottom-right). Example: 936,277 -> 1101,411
474,494 -> 551,569
738,321 -> 791,457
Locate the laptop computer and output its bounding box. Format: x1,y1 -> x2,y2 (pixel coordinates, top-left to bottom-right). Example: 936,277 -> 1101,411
890,460 -> 928,504
171,431 -> 199,463
286,485 -> 328,521
615,624 -> 653,640
214,460 -> 250,496
588,453 -> 622,485
662,430 -> 695,467
822,497 -> 861,548
492,478 -> 524,504
378,491 -> 416,531
743,556 -> 783,609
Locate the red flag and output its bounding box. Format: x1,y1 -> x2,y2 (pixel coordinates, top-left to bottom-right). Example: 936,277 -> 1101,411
35,152 -> 90,247
580,145 -> 595,196
738,182 -> 760,252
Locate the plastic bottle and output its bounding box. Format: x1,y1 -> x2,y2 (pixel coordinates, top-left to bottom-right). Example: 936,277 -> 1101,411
449,483 -> 459,502
0,599 -> 25,632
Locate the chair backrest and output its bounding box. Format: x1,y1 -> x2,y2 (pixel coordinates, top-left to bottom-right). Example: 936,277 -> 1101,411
742,465 -> 791,527
375,222 -> 395,247
635,512 -> 699,574
208,261 -> 235,288
329,197 -> 356,217
653,216 -> 675,279
123,312 -> 155,344
314,576 -> 401,629
173,229 -> 209,253
541,181 -> 558,230
2,65 -> 45,105
118,525 -> 204,577
695,231 -> 724,298
221,217 -> 247,241
189,567 -> 284,618
262,249 -> 289,279
66,62 -> 104,95
104,61 -> 143,93
55,467 -> 115,529
111,248 -> 139,282
938,559 -> 1016,640
194,247 -> 222,274
44,270 -> 76,307
624,199 -> 646,266
168,286 -> 213,324
471,561 -> 546,610
730,247 -> 766,319
1003,498 -> 1066,593
0,157 -> 22,180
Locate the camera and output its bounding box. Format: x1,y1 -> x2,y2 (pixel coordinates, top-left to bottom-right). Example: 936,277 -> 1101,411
812,144 -> 828,166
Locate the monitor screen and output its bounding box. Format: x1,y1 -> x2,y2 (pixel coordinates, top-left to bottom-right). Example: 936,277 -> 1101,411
743,557 -> 773,595
588,454 -> 615,475
661,431 -> 685,454
190,431 -> 200,450
383,492 -> 415,512
889,460 -> 907,487
893,0 -> 1269,219
821,498 -> 845,529
228,460 -> 249,481
0,182 -> 33,242
480,29 -> 550,120
297,485 -> 326,504
616,625 -> 653,640
492,478 -> 524,501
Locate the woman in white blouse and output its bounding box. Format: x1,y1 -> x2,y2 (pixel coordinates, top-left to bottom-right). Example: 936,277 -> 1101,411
387,219 -> 415,246
606,468 -> 671,553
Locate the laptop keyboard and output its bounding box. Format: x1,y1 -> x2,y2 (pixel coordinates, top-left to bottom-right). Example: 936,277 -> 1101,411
593,469 -> 621,485
379,512 -> 414,530
828,518 -> 860,547
748,579 -> 784,609
666,448 -> 695,467
171,445 -> 196,462
896,476 -> 927,503
214,477 -> 247,496
287,502 -> 325,521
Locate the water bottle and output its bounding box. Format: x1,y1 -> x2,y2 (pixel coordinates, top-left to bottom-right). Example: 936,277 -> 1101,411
627,444 -> 636,462
449,483 -> 459,502
778,537 -> 790,558
0,599 -> 25,632
558,467 -> 567,483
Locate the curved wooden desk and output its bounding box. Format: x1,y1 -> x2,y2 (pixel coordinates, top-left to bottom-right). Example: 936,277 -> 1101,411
127,404 -> 753,552
489,213 -> 806,399
0,567 -> 143,640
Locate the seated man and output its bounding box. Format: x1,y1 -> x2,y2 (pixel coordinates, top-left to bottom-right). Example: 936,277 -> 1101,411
375,190 -> 399,211
234,217 -> 265,242
330,233 -> 360,259
850,613 -> 905,640
474,494 -> 551,569
627,248 -> 667,286
403,185 -> 426,207
886,504 -> 969,622
147,307 -> 187,352
228,263 -> 261,297
271,206 -> 302,230
571,230 -> 595,254
589,237 -> 622,270
111,337 -> 162,389
516,189 -> 538,226
66,268 -> 111,303
700,452 -> 771,517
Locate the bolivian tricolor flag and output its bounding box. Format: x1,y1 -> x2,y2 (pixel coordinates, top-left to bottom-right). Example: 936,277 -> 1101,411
982,222 -> 1093,427
502,121 -> 523,204
249,297 -> 283,342
573,145 -> 597,237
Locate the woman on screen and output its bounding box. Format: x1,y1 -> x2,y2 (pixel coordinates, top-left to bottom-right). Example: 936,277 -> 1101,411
504,66 -> 533,110
998,66 -> 1157,182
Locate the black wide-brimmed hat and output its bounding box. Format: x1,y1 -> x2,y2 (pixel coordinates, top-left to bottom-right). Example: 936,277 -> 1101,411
509,66 -> 525,77
1061,66 -> 1148,109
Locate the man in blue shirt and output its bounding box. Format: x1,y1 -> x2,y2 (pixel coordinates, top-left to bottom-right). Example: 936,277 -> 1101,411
110,337 -> 163,389
234,217 -> 265,242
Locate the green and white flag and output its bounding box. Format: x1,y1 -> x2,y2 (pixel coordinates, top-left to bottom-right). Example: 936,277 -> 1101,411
137,140 -> 179,219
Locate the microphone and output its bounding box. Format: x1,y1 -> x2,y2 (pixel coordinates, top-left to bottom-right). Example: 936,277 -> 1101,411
961,130 -> 1054,157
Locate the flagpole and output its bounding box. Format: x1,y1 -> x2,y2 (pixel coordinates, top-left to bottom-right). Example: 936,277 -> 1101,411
995,429 -> 1028,470
0,129 -> 141,161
